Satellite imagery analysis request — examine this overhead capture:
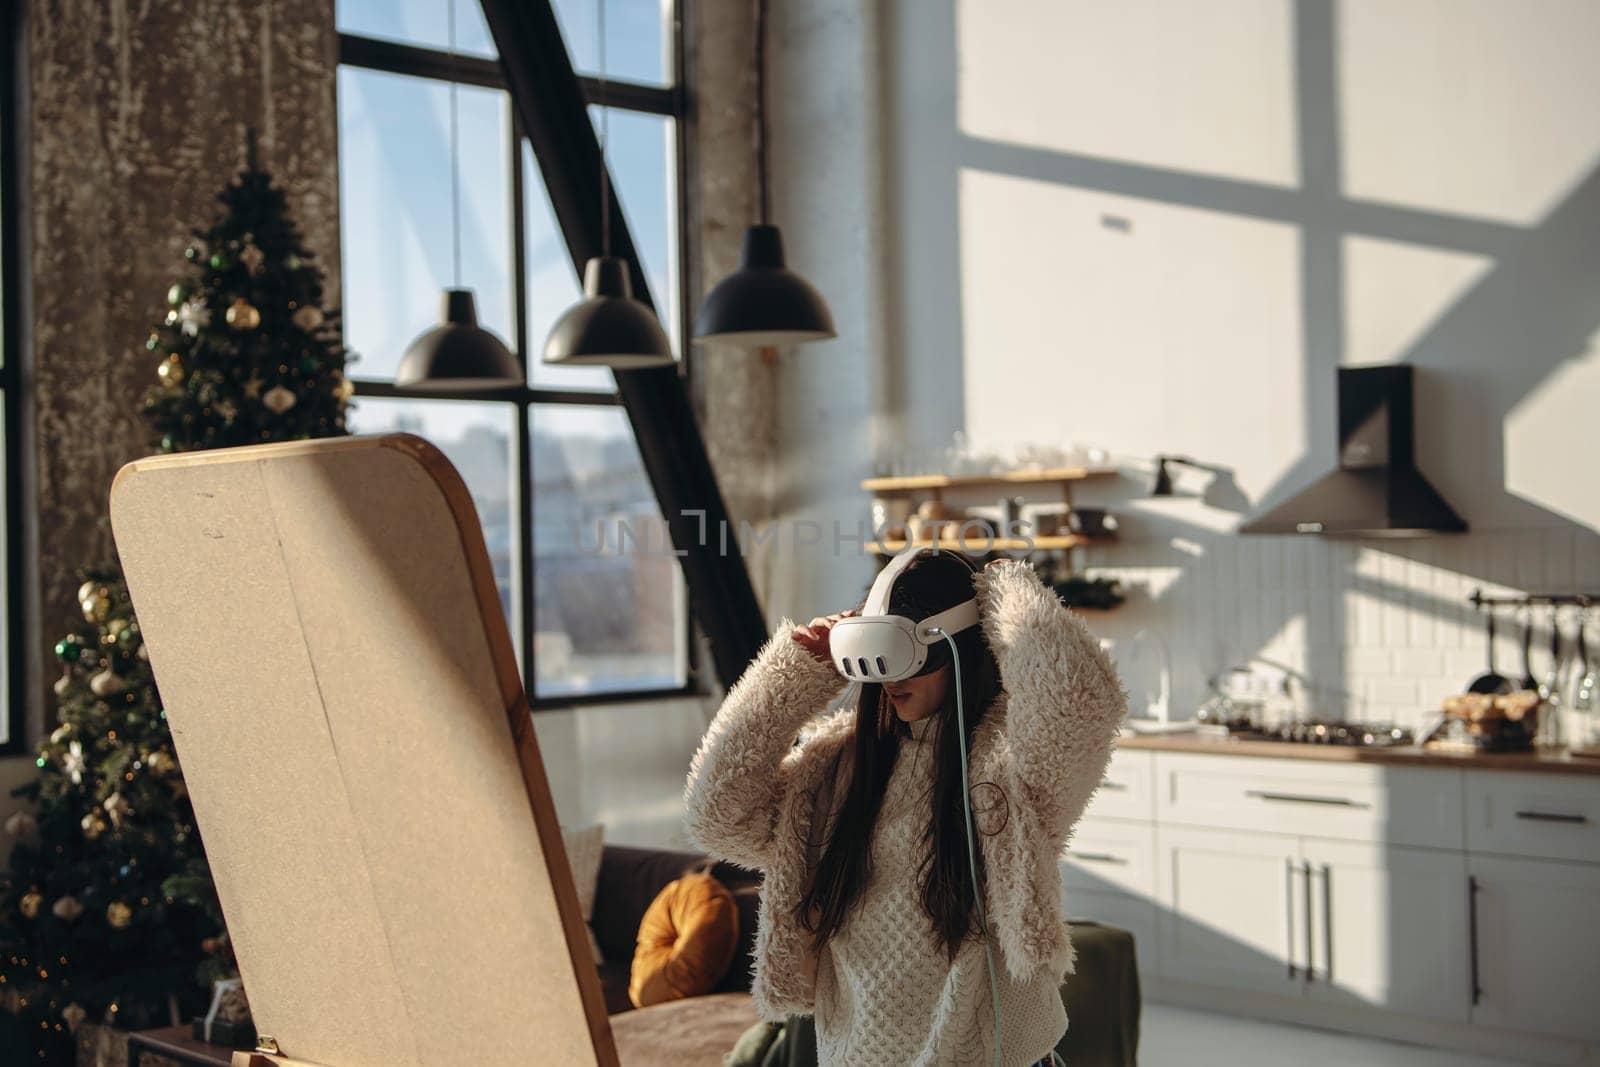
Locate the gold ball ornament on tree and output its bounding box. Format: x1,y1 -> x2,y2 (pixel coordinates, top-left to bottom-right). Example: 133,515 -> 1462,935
262,385 -> 298,414
225,297 -> 261,331
89,669 -> 126,697
157,354 -> 186,389
81,588 -> 113,623
51,896 -> 84,922
291,305 -> 324,331
80,812 -> 106,841
19,891 -> 43,920
106,901 -> 133,929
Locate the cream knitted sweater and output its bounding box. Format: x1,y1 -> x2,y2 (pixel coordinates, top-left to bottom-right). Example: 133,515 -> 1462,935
815,714 -> 1067,1066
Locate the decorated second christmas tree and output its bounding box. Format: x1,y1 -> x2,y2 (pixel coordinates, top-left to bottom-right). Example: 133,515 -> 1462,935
0,142 -> 353,1064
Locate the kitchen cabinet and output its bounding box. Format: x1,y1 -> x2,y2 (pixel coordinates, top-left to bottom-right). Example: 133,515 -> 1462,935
1467,854 -> 1600,1042
1154,826 -> 1303,994
1302,840 -> 1469,1023
1154,827 -> 1470,1021
1067,741 -> 1598,1062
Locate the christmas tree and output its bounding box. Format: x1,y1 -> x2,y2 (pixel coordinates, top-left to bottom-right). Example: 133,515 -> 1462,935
0,143 -> 352,1064
0,572 -> 210,1056
141,137 -> 354,451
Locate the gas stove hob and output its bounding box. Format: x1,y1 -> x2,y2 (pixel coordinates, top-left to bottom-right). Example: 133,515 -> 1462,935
1233,720 -> 1415,747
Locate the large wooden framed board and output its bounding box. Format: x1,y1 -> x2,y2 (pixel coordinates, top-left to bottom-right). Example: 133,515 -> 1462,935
108,434 -> 620,1067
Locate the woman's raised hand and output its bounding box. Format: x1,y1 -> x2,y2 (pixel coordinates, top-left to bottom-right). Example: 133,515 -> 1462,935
791,610 -> 856,666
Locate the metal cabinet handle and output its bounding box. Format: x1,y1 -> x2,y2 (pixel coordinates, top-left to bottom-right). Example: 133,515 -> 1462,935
1302,860 -> 1316,983
1070,852 -> 1128,865
1247,790 -> 1368,809
1514,810 -> 1588,825
1319,863 -> 1333,983
1285,857 -> 1299,980
1468,875 -> 1483,1006
1099,779 -> 1127,791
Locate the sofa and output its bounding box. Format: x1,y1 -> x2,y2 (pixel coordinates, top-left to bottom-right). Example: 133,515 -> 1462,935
593,844 -> 1141,1067
592,844 -> 764,1015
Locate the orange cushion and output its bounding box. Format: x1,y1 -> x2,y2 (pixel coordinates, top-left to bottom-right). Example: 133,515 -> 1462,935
629,873 -> 741,1008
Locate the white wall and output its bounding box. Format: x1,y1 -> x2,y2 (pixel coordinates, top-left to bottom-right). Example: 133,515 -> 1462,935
533,696 -> 714,849
766,0 -> 1600,727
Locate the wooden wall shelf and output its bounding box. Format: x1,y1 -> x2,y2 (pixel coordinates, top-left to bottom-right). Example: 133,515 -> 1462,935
866,534 -> 1097,554
860,467 -> 1116,495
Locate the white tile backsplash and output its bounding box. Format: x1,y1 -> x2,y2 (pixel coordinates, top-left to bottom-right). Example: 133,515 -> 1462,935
1083,527 -> 1600,731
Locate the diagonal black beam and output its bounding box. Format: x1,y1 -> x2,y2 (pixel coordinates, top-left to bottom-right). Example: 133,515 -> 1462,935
479,0 -> 767,690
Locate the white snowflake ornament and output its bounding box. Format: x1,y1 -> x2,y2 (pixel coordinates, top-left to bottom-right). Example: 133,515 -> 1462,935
239,243 -> 266,275
103,791 -> 131,828
178,297 -> 212,337
63,740 -> 86,785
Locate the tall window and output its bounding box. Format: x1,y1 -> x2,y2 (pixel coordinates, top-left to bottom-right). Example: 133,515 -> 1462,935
0,0 -> 23,751
335,0 -> 690,705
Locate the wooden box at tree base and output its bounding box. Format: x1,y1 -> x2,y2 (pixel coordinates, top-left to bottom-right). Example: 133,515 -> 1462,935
109,435 -> 621,1067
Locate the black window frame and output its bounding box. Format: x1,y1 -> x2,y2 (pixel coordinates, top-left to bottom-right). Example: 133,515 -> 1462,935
335,2 -> 700,711
0,0 -> 27,754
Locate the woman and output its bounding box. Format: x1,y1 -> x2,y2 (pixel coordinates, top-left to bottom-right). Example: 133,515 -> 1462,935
684,551 -> 1127,1066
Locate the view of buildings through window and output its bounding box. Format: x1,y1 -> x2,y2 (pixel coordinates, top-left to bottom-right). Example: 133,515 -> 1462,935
335,0 -> 686,701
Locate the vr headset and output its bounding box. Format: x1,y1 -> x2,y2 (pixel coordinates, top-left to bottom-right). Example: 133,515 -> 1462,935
828,546 -> 980,683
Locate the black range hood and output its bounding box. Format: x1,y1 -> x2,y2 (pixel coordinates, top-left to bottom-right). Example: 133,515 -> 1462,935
1239,364 -> 1467,539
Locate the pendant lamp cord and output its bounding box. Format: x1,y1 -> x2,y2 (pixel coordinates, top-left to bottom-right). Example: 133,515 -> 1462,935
756,0 -> 769,225
599,0 -> 611,258
448,0 -> 462,288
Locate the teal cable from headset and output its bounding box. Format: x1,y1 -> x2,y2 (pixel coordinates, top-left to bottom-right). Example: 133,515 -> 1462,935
931,628 -> 1002,1067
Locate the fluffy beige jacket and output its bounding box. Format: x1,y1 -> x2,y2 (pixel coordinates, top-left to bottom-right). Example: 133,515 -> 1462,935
683,558 -> 1128,1021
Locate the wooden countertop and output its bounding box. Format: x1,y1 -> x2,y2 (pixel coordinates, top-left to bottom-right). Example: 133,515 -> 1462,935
1115,732 -> 1600,777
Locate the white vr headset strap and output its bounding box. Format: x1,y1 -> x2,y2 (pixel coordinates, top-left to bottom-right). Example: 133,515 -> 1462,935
915,598 -> 979,644
863,545 -> 926,614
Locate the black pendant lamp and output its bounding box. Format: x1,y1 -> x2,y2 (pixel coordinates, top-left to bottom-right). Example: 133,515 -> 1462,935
543,0 -> 674,369
397,0 -> 521,390
693,0 -> 835,347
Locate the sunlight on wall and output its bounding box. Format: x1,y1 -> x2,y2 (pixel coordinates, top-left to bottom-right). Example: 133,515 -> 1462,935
1339,0 -> 1600,226
1342,236 -> 1494,366
957,169 -> 1304,508
955,0 -> 1296,187
1504,337 -> 1600,532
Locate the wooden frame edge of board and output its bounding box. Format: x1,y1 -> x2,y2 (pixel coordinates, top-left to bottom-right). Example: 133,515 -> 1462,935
113,433 -> 622,1067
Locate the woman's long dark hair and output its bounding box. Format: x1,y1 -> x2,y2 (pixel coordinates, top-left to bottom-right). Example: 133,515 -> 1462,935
794,550 -> 1005,960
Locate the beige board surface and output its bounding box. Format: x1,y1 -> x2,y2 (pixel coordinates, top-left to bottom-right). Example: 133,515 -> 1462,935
109,434 -> 616,1067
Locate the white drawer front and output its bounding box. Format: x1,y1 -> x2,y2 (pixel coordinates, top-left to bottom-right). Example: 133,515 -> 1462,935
1060,820 -> 1156,898
1466,771 -> 1600,863
1084,748 -> 1155,823
1153,752 -> 1464,848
